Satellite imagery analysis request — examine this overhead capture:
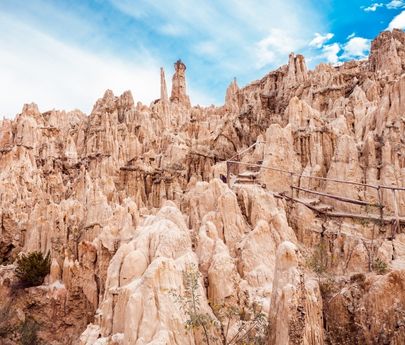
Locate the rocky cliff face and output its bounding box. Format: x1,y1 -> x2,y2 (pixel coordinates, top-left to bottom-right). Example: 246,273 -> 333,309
1,30 -> 405,345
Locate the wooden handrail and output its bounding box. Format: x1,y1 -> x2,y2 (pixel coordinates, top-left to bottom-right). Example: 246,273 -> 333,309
291,185 -> 383,208
224,141 -> 404,226
227,141 -> 265,162
283,194 -> 405,224
227,160 -> 405,192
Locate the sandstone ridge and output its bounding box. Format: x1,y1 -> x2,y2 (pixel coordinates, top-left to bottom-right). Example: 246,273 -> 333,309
1,29 -> 405,345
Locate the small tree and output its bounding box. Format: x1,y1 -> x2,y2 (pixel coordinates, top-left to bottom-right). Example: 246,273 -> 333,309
172,265 -> 268,345
213,302 -> 268,345
172,264 -> 215,345
15,251 -> 51,288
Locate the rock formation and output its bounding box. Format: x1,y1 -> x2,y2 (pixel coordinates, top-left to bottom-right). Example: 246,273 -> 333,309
1,30 -> 405,345
160,67 -> 169,103
170,59 -> 191,107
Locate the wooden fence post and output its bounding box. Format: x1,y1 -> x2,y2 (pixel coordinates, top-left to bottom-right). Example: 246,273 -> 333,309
377,186 -> 384,228
226,161 -> 231,188
393,188 -> 400,238
290,172 -> 294,198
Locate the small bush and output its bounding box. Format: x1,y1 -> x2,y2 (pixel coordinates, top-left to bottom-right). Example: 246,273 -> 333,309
372,258 -> 388,275
20,318 -> 39,345
172,265 -> 268,345
0,304 -> 14,337
319,278 -> 338,297
306,242 -> 328,278
15,251 -> 51,288
350,273 -> 366,284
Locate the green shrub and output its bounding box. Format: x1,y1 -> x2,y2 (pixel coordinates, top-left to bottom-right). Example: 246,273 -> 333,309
20,318 -> 39,345
372,258 -> 388,275
15,251 -> 51,288
0,304 -> 14,337
172,264 -> 268,345
306,242 -> 328,278
171,264 -> 215,344
319,277 -> 337,297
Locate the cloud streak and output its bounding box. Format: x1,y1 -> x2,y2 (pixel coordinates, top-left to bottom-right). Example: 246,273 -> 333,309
0,14 -> 162,118
309,33 -> 334,48
341,37 -> 371,59
388,10 -> 405,29
321,43 -> 341,64
109,0 -> 327,73
364,3 -> 384,12
307,33 -> 371,66
0,0 -> 401,117
387,0 -> 405,9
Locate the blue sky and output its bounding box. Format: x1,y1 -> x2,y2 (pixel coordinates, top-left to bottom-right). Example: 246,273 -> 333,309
0,0 -> 404,118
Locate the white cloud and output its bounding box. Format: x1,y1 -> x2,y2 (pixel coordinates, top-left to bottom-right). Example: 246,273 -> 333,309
388,10 -> 405,29
194,41 -> 219,57
364,3 -> 383,11
321,43 -> 341,64
347,32 -> 356,39
0,0 -> 328,115
309,32 -> 334,48
387,0 -> 405,9
0,15 -> 163,118
341,37 -> 371,60
255,29 -> 304,68
110,0 -> 327,72
159,23 -> 185,36
188,87 -> 218,106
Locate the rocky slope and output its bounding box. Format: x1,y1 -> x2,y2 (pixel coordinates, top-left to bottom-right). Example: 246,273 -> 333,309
0,29 -> 405,345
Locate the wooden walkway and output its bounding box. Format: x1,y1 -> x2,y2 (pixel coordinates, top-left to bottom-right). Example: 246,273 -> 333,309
226,141 -> 405,230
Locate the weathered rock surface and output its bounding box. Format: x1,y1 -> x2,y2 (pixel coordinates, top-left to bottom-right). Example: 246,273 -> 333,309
1,30 -> 405,345
268,242 -> 324,345
323,271 -> 405,344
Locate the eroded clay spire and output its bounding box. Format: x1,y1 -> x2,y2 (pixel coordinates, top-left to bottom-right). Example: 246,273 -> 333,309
160,67 -> 168,102
170,59 -> 191,107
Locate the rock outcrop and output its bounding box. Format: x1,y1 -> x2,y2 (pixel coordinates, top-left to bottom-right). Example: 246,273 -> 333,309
1,30 -> 405,345
268,242 -> 324,345
170,59 -> 191,108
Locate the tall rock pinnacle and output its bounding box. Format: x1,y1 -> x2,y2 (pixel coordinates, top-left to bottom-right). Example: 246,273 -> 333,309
286,53 -> 308,84
225,78 -> 239,111
170,59 -> 191,107
160,67 -> 168,102
159,67 -> 170,124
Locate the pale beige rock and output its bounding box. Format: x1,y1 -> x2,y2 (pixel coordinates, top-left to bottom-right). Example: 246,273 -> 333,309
324,271 -> 405,344
49,258 -> 61,283
268,242 -> 324,345
170,59 -> 191,107
259,124 -> 302,193
1,31 -> 405,345
224,78 -> 239,112
369,29 -> 404,76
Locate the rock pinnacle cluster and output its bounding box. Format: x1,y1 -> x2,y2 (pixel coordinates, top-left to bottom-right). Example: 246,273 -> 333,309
0,29 -> 405,345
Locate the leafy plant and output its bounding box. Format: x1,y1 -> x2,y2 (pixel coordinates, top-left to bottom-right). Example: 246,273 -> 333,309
19,318 -> 39,345
372,258 -> 388,275
172,264 -> 268,345
306,241 -> 328,279
319,277 -> 337,297
213,302 -> 268,345
15,251 -> 51,288
171,264 -> 215,344
0,303 -> 15,338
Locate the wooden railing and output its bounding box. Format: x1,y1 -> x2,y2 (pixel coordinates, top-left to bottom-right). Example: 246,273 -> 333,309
226,141 -> 405,234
